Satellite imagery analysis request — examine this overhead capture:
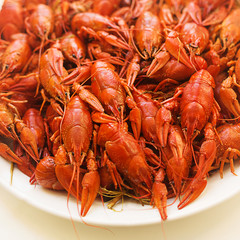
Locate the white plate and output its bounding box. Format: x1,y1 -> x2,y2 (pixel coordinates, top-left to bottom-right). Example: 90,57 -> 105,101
0,154 -> 239,226
1,0 -> 240,226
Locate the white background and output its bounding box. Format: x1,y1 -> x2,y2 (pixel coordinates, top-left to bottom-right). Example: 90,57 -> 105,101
0,182 -> 239,240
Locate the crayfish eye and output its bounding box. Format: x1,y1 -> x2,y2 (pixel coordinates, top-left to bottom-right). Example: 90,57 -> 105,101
169,180 -> 174,186
72,53 -> 76,59
5,64 -> 9,70
56,96 -> 62,101
7,126 -> 12,132
143,49 -> 149,58
189,43 -> 198,49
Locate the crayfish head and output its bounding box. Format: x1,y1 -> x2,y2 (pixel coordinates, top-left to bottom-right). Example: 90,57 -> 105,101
140,45 -> 159,60
166,157 -> 189,196
181,103 -> 204,142
127,156 -> 153,193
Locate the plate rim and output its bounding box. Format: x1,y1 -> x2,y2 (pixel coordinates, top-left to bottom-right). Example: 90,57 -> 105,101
0,156 -> 239,227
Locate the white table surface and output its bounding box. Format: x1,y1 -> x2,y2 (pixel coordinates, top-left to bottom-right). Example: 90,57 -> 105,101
0,181 -> 239,240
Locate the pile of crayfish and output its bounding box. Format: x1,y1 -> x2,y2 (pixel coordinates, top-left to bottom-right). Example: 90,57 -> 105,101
1,0 -> 240,221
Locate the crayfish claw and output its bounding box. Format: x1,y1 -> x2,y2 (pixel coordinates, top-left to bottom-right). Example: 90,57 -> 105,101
14,120 -> 39,161
156,107 -> 172,147
126,96 -> 141,140
147,51 -> 170,77
81,150 -> 100,216
81,171 -> 100,217
152,183 -> 168,221
151,169 -> 168,221
178,178 -> 207,210
0,142 -> 22,164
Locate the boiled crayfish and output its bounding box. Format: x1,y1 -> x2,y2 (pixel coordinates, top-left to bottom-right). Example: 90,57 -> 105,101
1,0 -> 240,222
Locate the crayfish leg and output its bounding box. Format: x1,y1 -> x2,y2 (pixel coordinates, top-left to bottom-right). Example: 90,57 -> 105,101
219,148 -> 240,178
